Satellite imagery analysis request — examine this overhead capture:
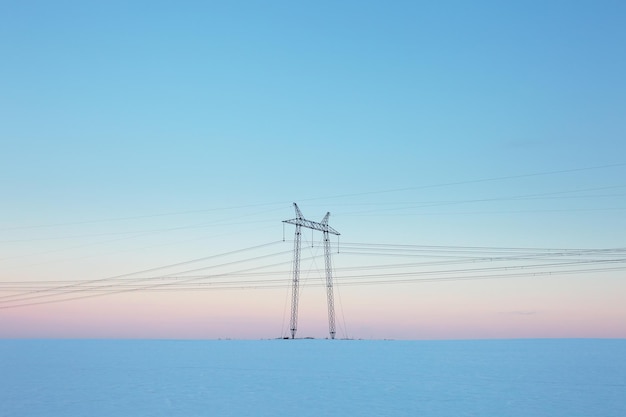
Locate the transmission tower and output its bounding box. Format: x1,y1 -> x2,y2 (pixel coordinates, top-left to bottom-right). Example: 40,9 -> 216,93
283,203 -> 340,339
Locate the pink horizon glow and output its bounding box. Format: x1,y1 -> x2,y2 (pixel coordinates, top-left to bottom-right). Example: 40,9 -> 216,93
2,294 -> 624,340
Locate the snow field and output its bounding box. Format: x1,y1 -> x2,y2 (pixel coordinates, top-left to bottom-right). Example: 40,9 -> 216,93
1,339 -> 625,417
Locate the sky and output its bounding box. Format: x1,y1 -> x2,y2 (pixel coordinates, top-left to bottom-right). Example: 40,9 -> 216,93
1,0 -> 625,339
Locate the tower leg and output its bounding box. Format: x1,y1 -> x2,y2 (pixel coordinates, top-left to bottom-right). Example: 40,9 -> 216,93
323,230 -> 336,339
290,225 -> 301,339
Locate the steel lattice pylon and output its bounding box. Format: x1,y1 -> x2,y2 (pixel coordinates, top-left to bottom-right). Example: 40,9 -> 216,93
283,203 -> 340,339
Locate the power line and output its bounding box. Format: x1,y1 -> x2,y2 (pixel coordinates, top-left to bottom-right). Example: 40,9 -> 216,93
4,161 -> 625,232
0,241 -> 285,302
297,162 -> 626,203
2,240 -> 624,309
4,258 -> 622,293
0,252 -> 331,310
335,184 -> 626,216
0,203 -> 287,232
0,218 -> 277,244
5,264 -> 621,294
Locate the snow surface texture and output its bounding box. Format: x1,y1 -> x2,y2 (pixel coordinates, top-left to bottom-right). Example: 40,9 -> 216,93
1,339 -> 625,417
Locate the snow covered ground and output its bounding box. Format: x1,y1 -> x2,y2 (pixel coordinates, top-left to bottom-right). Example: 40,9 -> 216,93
1,339 -> 624,417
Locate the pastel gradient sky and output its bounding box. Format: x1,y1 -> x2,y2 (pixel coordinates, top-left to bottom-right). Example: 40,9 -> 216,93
1,1 -> 625,339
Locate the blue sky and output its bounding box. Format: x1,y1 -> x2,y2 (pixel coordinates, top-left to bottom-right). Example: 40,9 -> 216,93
1,1 -> 625,338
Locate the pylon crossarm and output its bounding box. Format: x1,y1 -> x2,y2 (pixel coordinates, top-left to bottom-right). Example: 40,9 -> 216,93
283,203 -> 340,235
282,219 -> 340,235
